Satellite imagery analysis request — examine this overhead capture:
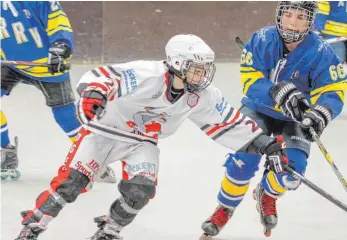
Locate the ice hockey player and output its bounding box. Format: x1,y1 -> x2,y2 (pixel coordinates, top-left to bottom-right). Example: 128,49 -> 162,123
201,1 -> 347,239
0,1 -> 115,182
16,34 -> 289,240
314,1 -> 347,63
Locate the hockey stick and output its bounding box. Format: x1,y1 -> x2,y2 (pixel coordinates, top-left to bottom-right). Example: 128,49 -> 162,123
309,128 -> 347,192
0,60 -> 71,70
326,36 -> 347,44
284,165 -> 347,212
234,36 -> 347,192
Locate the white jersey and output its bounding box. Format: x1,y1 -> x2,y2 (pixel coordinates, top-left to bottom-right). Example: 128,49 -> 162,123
77,60 -> 263,151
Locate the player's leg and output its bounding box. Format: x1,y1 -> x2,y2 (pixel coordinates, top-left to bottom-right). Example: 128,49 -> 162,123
16,129 -> 115,239
253,121 -> 309,236
201,106 -> 274,239
34,79 -> 117,183
1,66 -> 23,180
32,79 -> 81,142
90,142 -> 159,239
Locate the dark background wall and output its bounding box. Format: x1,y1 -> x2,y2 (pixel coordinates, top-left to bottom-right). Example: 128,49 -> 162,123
61,1 -> 277,63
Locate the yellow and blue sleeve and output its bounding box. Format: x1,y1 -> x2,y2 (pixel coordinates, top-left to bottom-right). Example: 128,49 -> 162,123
37,1 -> 74,50
240,34 -> 275,106
310,50 -> 347,119
314,1 -> 330,31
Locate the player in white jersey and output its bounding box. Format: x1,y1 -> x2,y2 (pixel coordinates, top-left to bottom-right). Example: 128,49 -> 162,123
16,34 -> 289,240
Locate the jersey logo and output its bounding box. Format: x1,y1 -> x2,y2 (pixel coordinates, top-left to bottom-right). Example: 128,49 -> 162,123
187,93 -> 200,108
233,157 -> 245,168
290,70 -> 300,80
126,107 -> 170,138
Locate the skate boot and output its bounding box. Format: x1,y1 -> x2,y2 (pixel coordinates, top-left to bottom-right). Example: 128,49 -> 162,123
253,183 -> 278,237
99,166 -> 117,183
1,136 -> 21,180
90,215 -> 123,240
200,205 -> 234,240
16,210 -> 47,240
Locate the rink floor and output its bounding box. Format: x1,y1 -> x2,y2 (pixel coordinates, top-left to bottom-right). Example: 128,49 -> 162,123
1,63 -> 347,240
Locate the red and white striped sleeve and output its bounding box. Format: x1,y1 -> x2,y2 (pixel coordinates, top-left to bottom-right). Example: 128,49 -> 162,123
77,65 -> 122,101
189,86 -> 263,152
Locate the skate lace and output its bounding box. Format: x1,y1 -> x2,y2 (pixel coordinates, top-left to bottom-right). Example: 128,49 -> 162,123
210,207 -> 232,228
261,193 -> 277,216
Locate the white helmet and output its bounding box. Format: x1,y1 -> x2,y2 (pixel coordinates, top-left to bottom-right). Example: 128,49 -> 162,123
165,34 -> 216,93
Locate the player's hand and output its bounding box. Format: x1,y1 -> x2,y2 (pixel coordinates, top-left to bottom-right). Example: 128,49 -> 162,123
48,42 -> 71,74
76,85 -> 108,124
261,135 -> 288,174
270,81 -> 310,122
301,104 -> 332,142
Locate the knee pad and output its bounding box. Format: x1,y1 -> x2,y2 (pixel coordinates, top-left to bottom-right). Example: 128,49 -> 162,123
52,103 -> 81,141
261,149 -> 307,195
109,176 -> 156,226
118,175 -> 156,210
54,169 -> 90,203
218,152 -> 261,208
224,152 -> 261,181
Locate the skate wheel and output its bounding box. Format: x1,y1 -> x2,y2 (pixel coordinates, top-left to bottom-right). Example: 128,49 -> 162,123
264,228 -> 271,237
10,170 -> 21,180
200,234 -> 213,240
1,175 -> 9,180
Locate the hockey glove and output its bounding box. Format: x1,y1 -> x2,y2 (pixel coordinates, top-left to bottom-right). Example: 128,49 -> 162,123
76,86 -> 108,125
301,104 -> 332,142
48,42 -> 71,74
270,81 -> 310,122
261,135 -> 288,174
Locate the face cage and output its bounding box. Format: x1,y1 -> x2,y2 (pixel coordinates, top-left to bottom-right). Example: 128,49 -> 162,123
181,61 -> 216,93
276,5 -> 315,43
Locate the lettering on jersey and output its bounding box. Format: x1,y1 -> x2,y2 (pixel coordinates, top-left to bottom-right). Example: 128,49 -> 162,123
122,69 -> 137,93
74,161 -> 95,181
124,162 -> 156,174
12,22 -> 28,44
187,93 -> 200,108
0,17 -> 44,47
152,91 -> 163,98
22,9 -> 31,19
256,28 -> 268,42
290,70 -> 300,80
0,17 -> 10,39
244,119 -> 260,133
126,107 -> 170,138
2,1 -> 19,17
215,97 -> 227,115
318,39 -> 330,52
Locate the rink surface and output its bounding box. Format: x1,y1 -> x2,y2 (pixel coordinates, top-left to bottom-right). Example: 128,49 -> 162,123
1,63 -> 347,240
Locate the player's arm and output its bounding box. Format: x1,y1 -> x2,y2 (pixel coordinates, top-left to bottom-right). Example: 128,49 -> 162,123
302,50 -> 347,141
189,87 -> 288,173
35,1 -> 73,74
75,65 -> 144,124
240,31 -> 275,106
189,86 -> 262,152
313,1 -> 330,31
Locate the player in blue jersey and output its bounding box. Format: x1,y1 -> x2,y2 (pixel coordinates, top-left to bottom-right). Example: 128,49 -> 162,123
0,1 -> 116,182
200,1 -> 347,239
314,1 -> 347,63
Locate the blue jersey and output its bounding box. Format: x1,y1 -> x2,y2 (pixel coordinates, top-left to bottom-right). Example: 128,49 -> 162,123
1,1 -> 73,82
314,1 -> 347,39
240,26 -> 347,121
